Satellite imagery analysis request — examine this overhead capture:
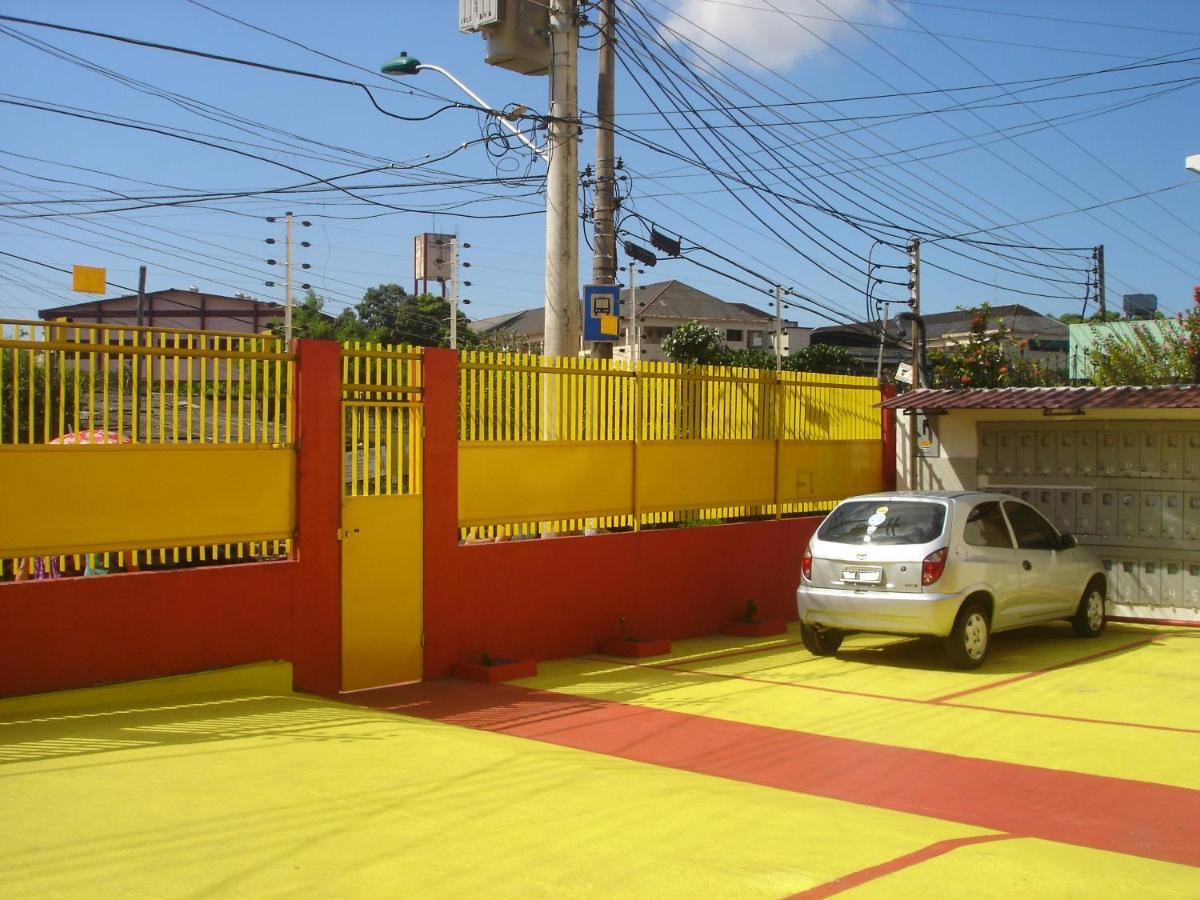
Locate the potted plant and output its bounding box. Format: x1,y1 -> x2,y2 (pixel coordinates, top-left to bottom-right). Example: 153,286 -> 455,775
597,616 -> 671,658
451,651 -> 538,683
720,599 -> 787,637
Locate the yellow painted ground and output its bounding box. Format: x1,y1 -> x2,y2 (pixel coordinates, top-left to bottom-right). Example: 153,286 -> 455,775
3,625 -> 1198,897
1,665 -> 992,898
521,623 -> 1200,790
842,838 -> 1200,898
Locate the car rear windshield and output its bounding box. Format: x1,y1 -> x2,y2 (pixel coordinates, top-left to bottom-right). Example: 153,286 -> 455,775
817,500 -> 947,546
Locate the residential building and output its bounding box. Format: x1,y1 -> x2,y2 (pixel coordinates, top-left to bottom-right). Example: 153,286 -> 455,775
810,304 -> 1069,377
470,280 -> 794,360
39,288 -> 292,335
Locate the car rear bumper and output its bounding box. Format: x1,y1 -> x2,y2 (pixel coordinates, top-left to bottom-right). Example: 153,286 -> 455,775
796,584 -> 964,637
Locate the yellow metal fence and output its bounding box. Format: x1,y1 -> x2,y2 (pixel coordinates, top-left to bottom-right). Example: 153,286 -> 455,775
0,319 -> 295,578
340,342 -> 423,498
458,351 -> 883,540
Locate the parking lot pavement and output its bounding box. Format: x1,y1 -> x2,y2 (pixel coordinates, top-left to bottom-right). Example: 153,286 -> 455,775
2,626 -> 1198,898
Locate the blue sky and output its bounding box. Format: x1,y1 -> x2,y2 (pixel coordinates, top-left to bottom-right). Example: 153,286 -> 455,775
0,0 -> 1197,332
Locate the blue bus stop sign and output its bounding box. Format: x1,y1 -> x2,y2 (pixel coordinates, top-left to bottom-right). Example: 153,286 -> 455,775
583,284 -> 621,342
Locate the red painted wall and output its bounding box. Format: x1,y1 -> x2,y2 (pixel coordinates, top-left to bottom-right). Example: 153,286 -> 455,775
0,340 -> 343,699
423,519 -> 819,677
1,344 -> 888,697
420,348 -> 823,677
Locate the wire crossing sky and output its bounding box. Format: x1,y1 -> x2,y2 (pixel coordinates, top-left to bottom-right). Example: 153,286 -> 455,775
0,0 -> 1196,329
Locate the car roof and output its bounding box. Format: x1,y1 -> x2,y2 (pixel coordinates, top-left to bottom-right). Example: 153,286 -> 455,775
838,491 -> 1017,505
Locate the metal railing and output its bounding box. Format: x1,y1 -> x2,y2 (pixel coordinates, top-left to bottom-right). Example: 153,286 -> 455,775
341,342 -> 424,498
457,351 -> 883,540
1,319 -> 295,578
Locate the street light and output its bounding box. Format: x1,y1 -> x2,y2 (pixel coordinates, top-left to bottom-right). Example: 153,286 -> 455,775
1188,154 -> 1200,176
380,52 -> 548,161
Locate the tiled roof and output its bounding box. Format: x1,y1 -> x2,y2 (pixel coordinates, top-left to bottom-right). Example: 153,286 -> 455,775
879,385 -> 1200,410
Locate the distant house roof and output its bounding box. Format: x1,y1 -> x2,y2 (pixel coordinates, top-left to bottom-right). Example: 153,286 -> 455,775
879,385 -> 1200,411
811,304 -> 1066,347
39,288 -> 289,320
470,280 -> 774,338
920,304 -> 1067,341
470,307 -> 548,338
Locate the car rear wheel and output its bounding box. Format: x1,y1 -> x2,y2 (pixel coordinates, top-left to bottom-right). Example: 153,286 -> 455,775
945,601 -> 990,669
1072,582 -> 1106,638
801,623 -> 844,656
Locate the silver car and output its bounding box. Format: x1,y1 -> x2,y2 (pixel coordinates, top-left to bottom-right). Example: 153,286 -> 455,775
795,491 -> 1107,669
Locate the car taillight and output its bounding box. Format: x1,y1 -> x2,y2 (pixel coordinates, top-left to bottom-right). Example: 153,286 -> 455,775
922,547 -> 948,586
801,545 -> 813,581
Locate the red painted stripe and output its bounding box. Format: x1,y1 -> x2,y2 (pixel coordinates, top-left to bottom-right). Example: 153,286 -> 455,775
367,681 -> 1200,868
1111,616 -> 1199,628
789,834 -> 1014,899
928,637 -> 1155,703
586,642 -> 1199,735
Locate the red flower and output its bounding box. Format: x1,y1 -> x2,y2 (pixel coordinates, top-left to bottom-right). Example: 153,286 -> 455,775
960,374 -> 971,384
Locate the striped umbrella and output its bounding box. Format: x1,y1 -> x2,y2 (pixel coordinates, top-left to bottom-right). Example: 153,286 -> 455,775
49,429 -> 132,445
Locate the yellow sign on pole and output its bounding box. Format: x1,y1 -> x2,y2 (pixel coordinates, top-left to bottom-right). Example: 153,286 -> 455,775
72,265 -> 106,294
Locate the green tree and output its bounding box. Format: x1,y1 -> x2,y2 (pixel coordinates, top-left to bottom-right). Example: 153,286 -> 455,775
661,321 -> 727,365
357,283 -> 473,347
1085,293 -> 1200,385
783,343 -> 857,375
928,303 -> 1065,388
267,291 -> 377,343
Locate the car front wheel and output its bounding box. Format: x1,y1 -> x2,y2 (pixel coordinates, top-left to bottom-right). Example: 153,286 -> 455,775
1072,582 -> 1106,638
801,623 -> 844,656
945,601 -> 990,669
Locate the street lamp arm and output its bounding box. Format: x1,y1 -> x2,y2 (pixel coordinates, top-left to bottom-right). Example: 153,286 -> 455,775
414,63 -> 549,162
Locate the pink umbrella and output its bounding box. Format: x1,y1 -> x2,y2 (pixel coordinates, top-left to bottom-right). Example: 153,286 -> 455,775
49,429 -> 132,445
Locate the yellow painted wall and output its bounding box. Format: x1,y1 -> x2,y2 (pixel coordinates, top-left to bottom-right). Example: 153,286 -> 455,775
0,444 -> 295,557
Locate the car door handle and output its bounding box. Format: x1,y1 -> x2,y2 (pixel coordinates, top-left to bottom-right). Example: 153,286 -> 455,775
1022,560 -> 1032,571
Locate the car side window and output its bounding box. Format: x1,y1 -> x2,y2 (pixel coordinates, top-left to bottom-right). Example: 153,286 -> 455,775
1003,501 -> 1059,551
963,501 -> 1013,549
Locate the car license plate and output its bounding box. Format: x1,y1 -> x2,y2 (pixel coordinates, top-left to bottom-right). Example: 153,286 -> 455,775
842,566 -> 882,584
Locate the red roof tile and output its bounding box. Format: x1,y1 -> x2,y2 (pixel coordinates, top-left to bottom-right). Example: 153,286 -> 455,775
878,385 -> 1200,410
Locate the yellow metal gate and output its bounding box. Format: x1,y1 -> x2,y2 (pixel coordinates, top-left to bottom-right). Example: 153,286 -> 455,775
339,345 -> 424,690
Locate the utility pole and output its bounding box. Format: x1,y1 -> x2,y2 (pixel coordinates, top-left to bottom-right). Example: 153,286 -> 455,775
774,284 -> 783,371
136,264 -> 147,441
907,236 -> 921,492
449,236 -> 459,350
136,265 -> 147,327
591,0 -> 617,361
1094,244 -> 1106,321
543,0 -> 581,359
875,299 -> 898,382
284,211 -> 295,344
627,264 -> 640,363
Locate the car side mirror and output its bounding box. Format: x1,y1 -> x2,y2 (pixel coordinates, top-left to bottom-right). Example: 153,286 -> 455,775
1058,532 -> 1077,551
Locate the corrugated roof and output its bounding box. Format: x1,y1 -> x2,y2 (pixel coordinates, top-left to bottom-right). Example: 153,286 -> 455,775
879,385 -> 1200,410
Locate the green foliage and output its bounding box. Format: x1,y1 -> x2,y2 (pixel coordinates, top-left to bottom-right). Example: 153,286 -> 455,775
0,358 -> 103,443
661,321 -> 858,374
661,321 -> 728,365
928,303 -> 1065,388
1056,311 -> 1122,325
358,283 -> 474,348
724,348 -> 776,370
1085,307 -> 1200,386
783,343 -> 857,374
269,286 -> 476,348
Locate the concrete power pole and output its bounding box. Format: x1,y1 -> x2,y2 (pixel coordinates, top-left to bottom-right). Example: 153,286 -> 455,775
543,0 -> 581,359
1095,244 -> 1106,320
908,236 -> 921,491
284,211 -> 294,345
590,0 -> 617,361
